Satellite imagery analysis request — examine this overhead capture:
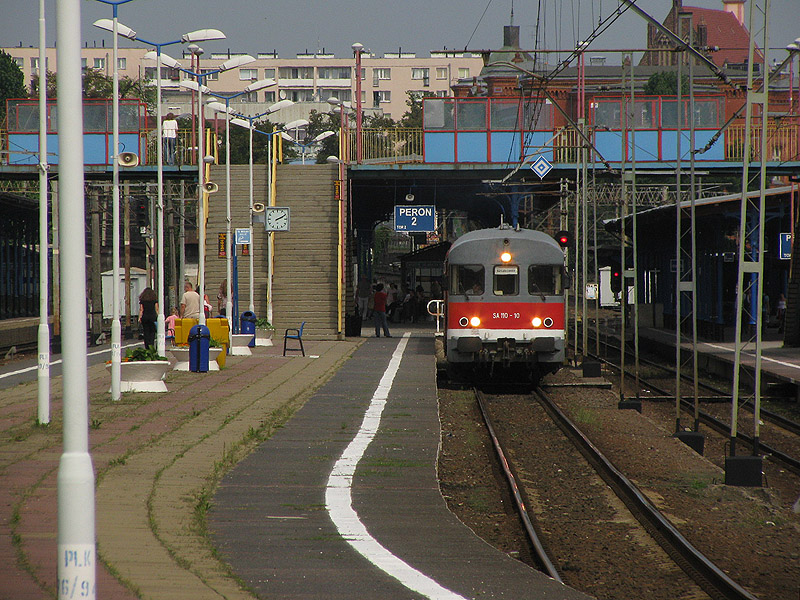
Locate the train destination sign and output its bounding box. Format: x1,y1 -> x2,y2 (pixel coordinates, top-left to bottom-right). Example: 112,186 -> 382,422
395,205 -> 436,232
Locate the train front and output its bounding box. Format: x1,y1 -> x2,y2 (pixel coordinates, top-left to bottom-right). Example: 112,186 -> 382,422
444,226 -> 568,381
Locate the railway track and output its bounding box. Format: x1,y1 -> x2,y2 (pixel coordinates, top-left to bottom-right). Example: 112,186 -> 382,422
589,342 -> 800,478
474,385 -> 762,600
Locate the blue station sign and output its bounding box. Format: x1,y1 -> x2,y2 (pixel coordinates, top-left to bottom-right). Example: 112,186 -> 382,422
394,205 -> 436,232
780,233 -> 792,260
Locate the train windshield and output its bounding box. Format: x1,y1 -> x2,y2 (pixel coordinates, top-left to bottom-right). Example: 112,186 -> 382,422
528,265 -> 561,295
493,265 -> 519,296
450,265 -> 485,295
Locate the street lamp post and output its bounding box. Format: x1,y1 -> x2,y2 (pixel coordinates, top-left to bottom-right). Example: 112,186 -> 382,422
90,0 -> 135,403
37,0 -> 49,425
352,43 -> 364,164
56,0 -> 95,596
204,78 -> 275,331
94,20 -> 225,356
229,111 -> 304,324
228,99 -> 293,315
280,129 -> 335,164
178,54 -> 255,328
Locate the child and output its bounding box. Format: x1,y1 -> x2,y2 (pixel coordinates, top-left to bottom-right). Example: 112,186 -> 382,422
165,306 -> 179,342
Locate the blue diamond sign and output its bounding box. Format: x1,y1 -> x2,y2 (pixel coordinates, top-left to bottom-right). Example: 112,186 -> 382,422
531,155 -> 553,179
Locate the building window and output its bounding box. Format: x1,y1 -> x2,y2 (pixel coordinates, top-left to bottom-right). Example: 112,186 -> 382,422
411,68 -> 430,87
284,89 -> 314,102
264,68 -> 275,79
239,91 -> 257,102
322,89 -> 351,103
458,67 -> 470,79
81,58 -> 88,71
278,66 -> 314,79
318,66 -> 351,79
118,57 -> 127,70
436,67 -> 448,80
372,90 -> 390,107
240,68 -> 258,81
412,68 -> 429,80
374,68 -> 391,80
436,90 -> 448,98
12,56 -> 23,68
93,57 -> 105,70
264,91 -> 276,103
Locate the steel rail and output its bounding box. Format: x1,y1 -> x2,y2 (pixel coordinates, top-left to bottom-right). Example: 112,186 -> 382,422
579,330 -> 800,437
593,348 -> 800,476
533,386 -> 761,600
474,388 -> 562,582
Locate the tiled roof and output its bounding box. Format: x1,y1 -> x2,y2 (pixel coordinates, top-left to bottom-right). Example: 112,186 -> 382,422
682,6 -> 761,67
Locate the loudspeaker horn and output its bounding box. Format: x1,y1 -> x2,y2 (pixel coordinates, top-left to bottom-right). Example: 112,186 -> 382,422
118,152 -> 140,167
252,202 -> 266,213
203,181 -> 219,194
405,193 -> 415,202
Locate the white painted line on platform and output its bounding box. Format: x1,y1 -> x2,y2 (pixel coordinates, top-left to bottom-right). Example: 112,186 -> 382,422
705,343 -> 800,371
0,342 -> 139,380
325,333 -> 466,600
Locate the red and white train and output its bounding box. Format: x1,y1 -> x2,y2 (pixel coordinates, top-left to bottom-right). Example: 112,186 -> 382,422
443,225 -> 570,382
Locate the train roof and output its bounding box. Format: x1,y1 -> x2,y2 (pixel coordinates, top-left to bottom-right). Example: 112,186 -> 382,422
447,226 -> 565,264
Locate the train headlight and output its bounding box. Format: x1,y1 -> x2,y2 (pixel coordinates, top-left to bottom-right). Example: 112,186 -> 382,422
500,251 -> 512,263
543,317 -> 554,328
532,317 -> 542,328
469,316 -> 481,327
458,316 -> 469,327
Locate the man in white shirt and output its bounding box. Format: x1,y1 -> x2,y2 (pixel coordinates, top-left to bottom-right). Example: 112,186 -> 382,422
180,281 -> 201,319
163,112 -> 178,165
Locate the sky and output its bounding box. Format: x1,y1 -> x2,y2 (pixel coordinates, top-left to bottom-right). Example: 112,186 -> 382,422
1,0 -> 797,66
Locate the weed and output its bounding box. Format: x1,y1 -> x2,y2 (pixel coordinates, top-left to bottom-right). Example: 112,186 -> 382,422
90,419 -> 102,430
574,408 -> 598,427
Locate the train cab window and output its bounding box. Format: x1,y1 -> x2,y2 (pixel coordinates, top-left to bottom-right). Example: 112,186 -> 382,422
451,265 -> 485,295
493,265 -> 519,296
528,265 -> 559,296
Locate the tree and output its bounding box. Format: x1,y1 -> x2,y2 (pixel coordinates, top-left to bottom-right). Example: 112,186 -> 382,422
225,117 -> 277,164
399,90 -> 434,128
304,109 -> 340,163
29,70 -> 57,99
81,68 -> 156,111
0,50 -> 27,122
643,71 -> 689,95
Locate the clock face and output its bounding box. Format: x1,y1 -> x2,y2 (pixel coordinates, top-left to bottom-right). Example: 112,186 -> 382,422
265,207 -> 290,231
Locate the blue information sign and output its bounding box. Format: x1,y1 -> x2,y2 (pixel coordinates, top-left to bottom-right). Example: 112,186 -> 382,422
394,205 -> 436,232
235,228 -> 251,245
780,233 -> 792,260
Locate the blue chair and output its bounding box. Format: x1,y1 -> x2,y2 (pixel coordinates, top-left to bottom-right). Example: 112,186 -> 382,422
283,321 -> 306,356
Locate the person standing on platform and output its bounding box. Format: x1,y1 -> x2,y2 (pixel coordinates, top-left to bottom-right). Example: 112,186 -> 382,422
180,281 -> 201,319
373,283 -> 391,338
138,287 -> 158,349
356,276 -> 371,317
217,280 -> 227,316
163,112 -> 178,165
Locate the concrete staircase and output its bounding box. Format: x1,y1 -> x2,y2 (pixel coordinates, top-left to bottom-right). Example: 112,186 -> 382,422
272,164 -> 340,340
204,163 -> 340,340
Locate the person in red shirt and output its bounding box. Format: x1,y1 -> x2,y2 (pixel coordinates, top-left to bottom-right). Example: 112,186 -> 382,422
373,283 -> 391,338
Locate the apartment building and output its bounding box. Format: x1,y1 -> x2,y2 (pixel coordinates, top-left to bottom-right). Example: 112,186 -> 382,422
4,44 -> 483,122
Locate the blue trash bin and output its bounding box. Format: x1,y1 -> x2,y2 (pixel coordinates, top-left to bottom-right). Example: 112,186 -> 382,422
241,311 -> 257,347
188,324 -> 211,372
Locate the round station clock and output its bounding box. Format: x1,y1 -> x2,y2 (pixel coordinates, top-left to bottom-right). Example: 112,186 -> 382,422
265,207 -> 290,231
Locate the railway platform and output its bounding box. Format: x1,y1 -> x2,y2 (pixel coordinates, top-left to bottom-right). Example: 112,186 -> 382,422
0,322 -> 591,600
603,320 -> 800,396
